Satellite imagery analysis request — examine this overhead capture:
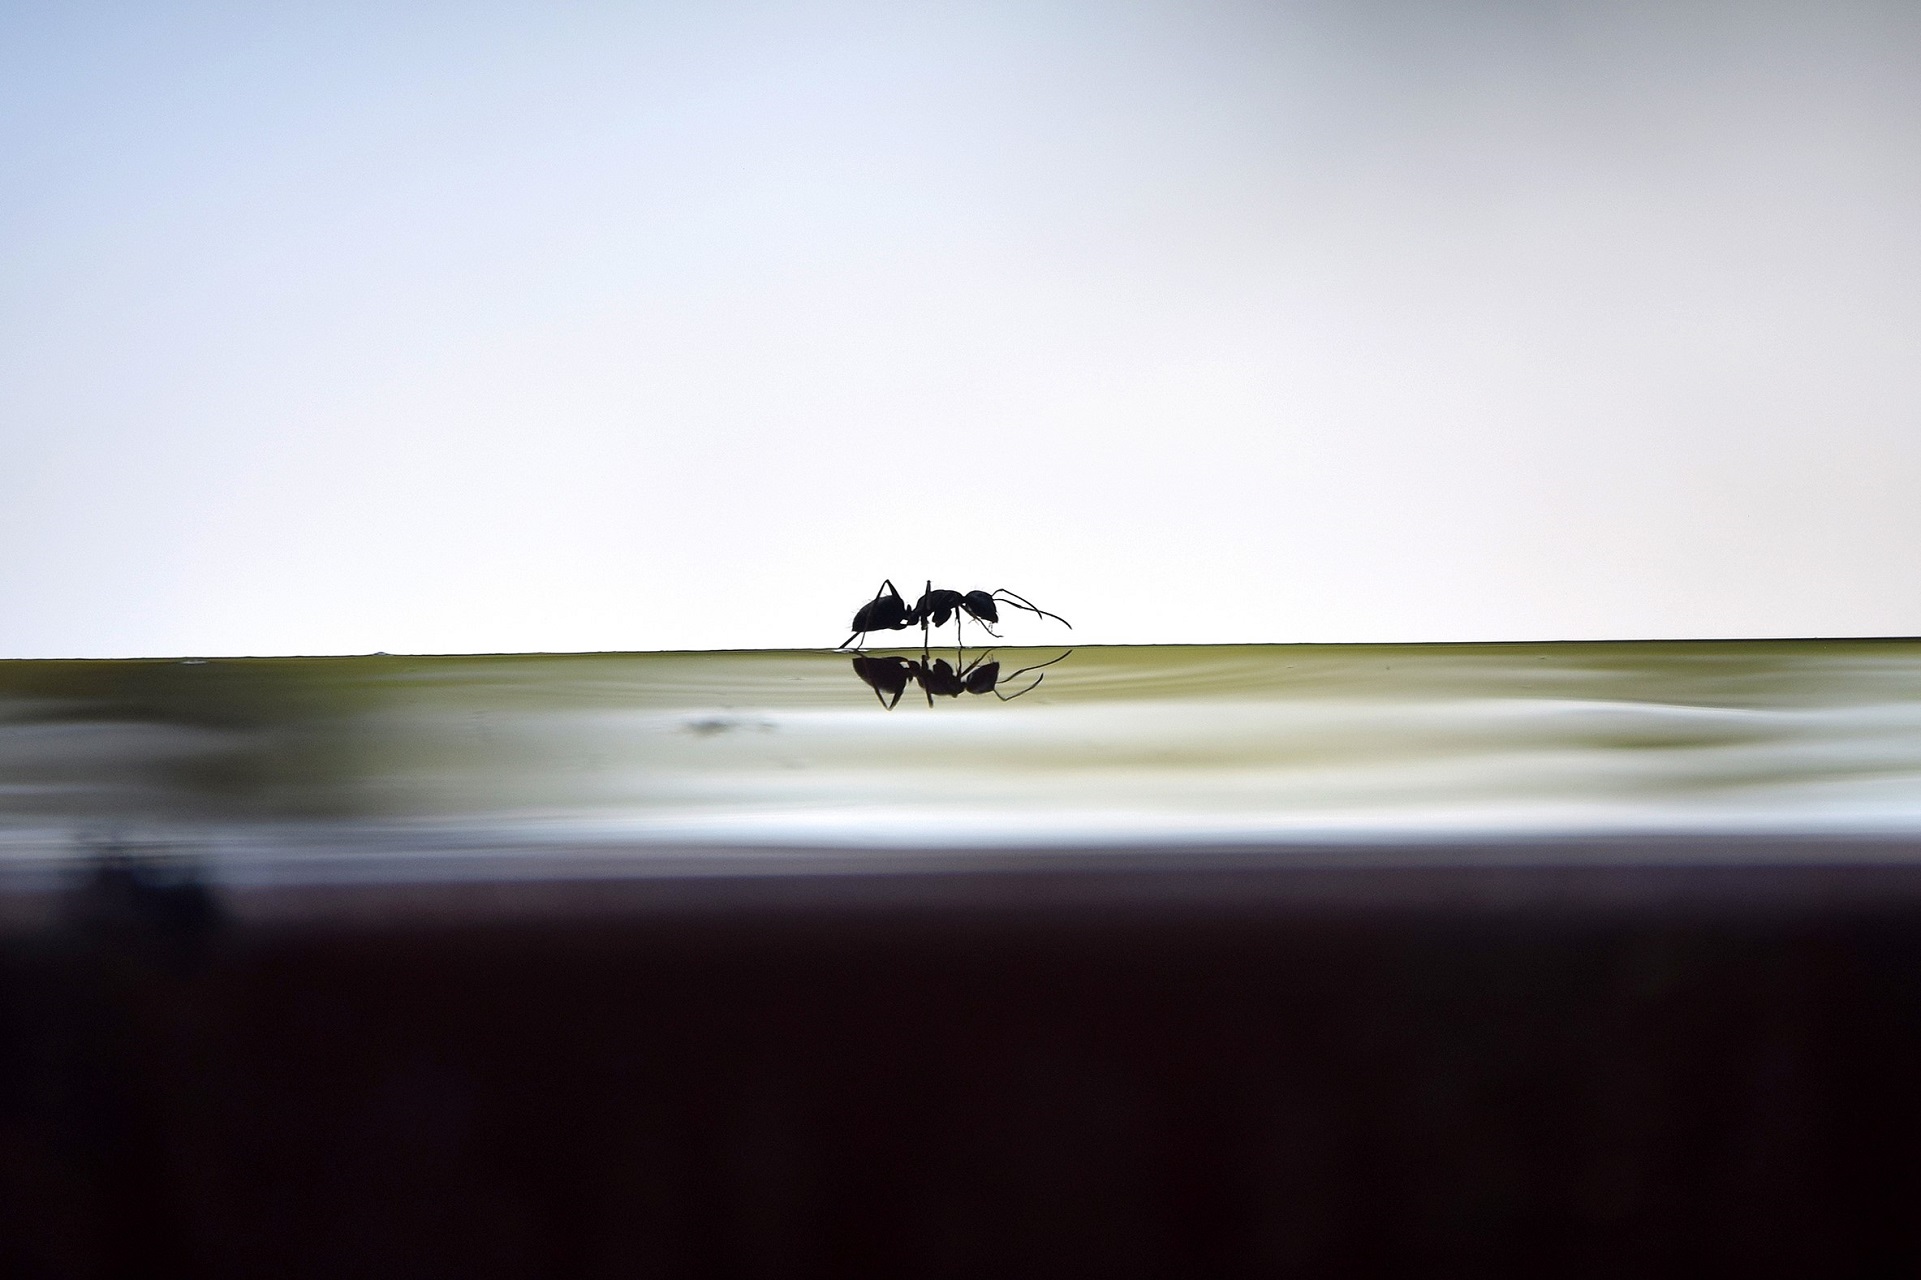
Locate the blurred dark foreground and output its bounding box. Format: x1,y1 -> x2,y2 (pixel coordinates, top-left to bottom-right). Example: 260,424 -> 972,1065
6,844 -> 1921,1278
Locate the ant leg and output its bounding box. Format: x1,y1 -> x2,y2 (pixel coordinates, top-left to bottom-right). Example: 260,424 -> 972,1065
921,579 -> 932,662
840,631 -> 864,651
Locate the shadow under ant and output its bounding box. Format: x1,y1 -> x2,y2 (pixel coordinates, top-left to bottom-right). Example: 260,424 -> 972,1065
852,649 -> 1072,709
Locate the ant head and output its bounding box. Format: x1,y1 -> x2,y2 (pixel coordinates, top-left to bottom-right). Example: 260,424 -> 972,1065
964,661 -> 1001,694
962,591 -> 999,624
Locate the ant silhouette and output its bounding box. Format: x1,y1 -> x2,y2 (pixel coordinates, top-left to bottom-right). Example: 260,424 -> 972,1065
852,650 -> 1071,709
840,579 -> 1071,655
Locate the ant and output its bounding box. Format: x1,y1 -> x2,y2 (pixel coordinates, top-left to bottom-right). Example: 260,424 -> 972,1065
852,650 -> 1070,709
840,579 -> 1070,654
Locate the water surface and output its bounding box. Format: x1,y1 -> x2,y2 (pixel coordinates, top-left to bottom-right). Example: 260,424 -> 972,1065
5,639 -> 1921,880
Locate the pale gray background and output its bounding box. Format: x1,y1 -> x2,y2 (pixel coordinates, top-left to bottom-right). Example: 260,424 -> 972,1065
4,0 -> 1918,657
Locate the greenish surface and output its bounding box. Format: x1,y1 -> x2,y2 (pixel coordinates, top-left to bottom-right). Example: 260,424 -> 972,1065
4,640 -> 1921,860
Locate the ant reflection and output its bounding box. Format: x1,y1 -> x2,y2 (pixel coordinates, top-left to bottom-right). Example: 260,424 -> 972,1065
852,650 -> 1071,709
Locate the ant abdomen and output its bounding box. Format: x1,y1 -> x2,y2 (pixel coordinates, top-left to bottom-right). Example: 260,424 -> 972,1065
842,579 -> 913,649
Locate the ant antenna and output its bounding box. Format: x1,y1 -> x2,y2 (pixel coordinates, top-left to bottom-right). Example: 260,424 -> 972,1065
994,649 -> 1072,700
990,590 -> 1072,629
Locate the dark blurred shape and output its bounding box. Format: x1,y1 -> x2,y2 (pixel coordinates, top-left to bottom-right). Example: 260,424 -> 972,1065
3,855 -> 1921,1276
65,839 -> 224,964
0,841 -> 225,1280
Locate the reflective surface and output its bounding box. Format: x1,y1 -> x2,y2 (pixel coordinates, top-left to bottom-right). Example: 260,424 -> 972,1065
5,640 -> 1921,877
